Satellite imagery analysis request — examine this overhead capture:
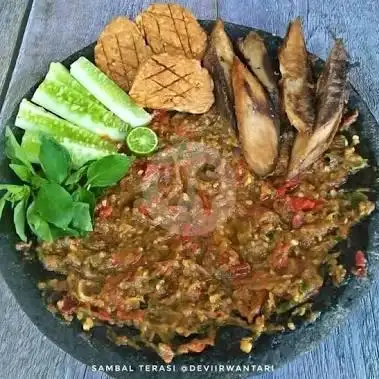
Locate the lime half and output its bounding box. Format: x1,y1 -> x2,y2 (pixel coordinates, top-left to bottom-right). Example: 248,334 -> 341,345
126,127 -> 158,155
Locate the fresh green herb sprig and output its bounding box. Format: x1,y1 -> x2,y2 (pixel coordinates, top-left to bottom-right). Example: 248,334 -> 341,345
1,127 -> 132,242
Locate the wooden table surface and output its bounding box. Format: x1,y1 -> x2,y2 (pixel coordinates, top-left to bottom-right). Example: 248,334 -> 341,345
1,1 -> 379,378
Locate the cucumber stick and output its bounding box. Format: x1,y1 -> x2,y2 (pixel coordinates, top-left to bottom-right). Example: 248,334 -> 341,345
21,130 -> 116,168
70,57 -> 152,128
16,100 -> 117,167
45,62 -> 97,100
32,78 -> 129,141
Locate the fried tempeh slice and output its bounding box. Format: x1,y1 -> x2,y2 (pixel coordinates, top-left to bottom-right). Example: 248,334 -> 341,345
95,17 -> 152,91
129,53 -> 214,114
238,31 -> 280,118
232,57 -> 279,176
279,18 -> 315,133
288,40 -> 348,178
203,19 -> 236,129
135,3 -> 207,60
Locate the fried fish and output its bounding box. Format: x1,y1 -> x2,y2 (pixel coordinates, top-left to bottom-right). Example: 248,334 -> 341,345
232,57 -> 279,176
203,20 -> 236,129
288,40 -> 348,178
279,18 -> 315,133
238,31 -> 280,118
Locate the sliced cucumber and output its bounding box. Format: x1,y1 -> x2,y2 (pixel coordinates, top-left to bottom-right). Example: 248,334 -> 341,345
16,99 -> 117,153
21,130 -> 116,168
32,78 -> 129,141
70,57 -> 152,128
46,62 -> 97,100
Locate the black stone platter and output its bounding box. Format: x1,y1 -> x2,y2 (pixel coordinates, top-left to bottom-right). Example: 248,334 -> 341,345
0,21 -> 378,379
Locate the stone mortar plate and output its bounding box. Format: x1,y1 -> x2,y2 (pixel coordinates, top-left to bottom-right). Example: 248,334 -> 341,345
0,20 -> 378,379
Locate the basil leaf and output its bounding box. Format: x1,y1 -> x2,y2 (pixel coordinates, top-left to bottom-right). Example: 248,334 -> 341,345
30,175 -> 49,188
27,202 -> 53,242
0,185 -> 30,205
5,127 -> 35,174
0,184 -> 24,192
65,165 -> 88,186
72,188 -> 96,214
0,194 -> 8,219
87,155 -> 132,187
9,186 -> 30,206
39,137 -> 71,184
50,225 -> 80,239
9,164 -> 32,182
34,183 -> 74,228
14,199 -> 28,242
71,202 -> 93,232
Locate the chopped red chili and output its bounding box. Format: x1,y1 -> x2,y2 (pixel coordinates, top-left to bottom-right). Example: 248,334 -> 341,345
235,158 -> 248,183
152,109 -> 169,123
183,223 -> 191,235
355,250 -> 367,267
286,196 -> 321,212
116,309 -> 145,322
353,250 -> 367,277
143,163 -> 160,182
59,296 -> 78,314
276,178 -> 300,197
138,204 -> 150,217
270,242 -> 290,270
292,214 -> 304,229
97,204 -> 113,219
198,190 -> 212,215
230,262 -> 251,280
175,123 -> 194,138
111,250 -> 142,267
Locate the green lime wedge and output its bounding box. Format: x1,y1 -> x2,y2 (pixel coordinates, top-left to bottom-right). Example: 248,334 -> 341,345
126,127 -> 158,155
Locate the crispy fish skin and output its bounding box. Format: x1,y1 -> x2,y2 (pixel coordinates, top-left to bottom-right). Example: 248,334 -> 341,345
203,19 -> 236,129
238,32 -> 280,118
279,18 -> 315,133
129,53 -> 214,114
288,130 -> 312,177
315,40 -> 348,127
271,130 -> 295,177
95,17 -> 152,91
288,40 -> 348,178
232,57 -> 279,176
135,3 -> 207,60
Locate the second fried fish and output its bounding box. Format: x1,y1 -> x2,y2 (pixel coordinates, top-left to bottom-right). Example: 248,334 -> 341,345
238,31 -> 280,119
279,18 -> 315,133
232,57 -> 279,176
203,20 -> 236,129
